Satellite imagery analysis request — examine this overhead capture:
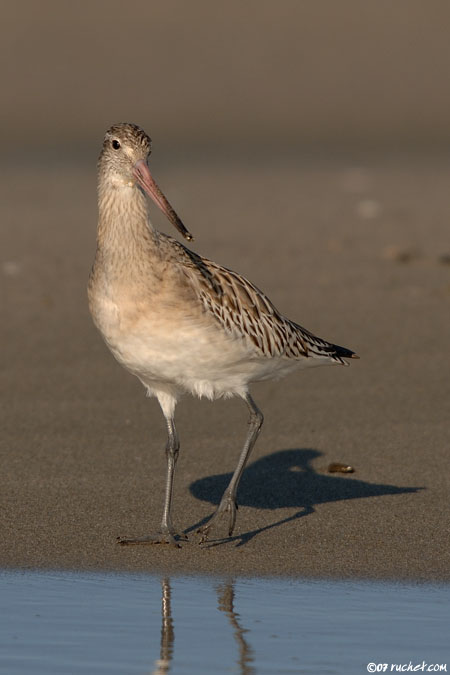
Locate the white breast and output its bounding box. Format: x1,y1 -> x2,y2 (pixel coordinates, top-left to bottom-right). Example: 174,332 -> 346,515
90,289 -> 302,400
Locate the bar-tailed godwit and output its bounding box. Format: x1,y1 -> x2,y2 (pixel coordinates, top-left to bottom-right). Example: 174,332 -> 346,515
88,123 -> 358,546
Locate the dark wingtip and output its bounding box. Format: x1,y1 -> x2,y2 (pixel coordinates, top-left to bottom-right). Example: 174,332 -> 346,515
332,344 -> 359,362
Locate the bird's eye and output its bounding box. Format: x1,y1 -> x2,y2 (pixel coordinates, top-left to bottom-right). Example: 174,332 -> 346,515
112,140 -> 121,150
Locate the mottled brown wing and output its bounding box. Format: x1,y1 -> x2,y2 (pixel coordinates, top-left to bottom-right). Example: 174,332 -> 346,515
169,237 -> 351,363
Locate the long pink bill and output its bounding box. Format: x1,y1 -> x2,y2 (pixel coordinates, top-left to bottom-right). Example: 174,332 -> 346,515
133,159 -> 194,241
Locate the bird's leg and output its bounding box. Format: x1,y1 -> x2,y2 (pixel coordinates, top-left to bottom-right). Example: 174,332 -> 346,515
118,409 -> 187,547
159,416 -> 188,541
198,393 -> 263,542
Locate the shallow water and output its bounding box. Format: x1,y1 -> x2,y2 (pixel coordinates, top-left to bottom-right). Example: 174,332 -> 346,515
0,570 -> 448,674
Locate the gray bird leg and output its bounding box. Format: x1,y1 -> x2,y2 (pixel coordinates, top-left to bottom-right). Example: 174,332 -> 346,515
160,416 -> 185,538
198,393 -> 264,542
118,413 -> 187,546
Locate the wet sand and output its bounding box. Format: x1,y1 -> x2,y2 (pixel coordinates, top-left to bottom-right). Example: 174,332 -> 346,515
1,155 -> 450,580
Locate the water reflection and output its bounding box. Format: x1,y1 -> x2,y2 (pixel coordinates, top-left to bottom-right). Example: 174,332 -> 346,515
217,582 -> 255,675
153,578 -> 175,675
1,570 -> 449,674
152,578 -> 254,674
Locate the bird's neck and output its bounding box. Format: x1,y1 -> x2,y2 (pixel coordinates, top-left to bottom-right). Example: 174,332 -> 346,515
92,180 -> 165,290
96,179 -> 159,255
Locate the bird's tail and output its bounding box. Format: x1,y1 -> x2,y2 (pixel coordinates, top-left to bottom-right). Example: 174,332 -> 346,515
330,343 -> 360,366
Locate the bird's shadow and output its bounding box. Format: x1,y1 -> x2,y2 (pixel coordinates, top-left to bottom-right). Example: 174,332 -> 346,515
187,448 -> 423,547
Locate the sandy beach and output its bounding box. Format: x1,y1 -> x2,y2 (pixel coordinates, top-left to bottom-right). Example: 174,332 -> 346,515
1,1 -> 450,581
2,152 -> 449,580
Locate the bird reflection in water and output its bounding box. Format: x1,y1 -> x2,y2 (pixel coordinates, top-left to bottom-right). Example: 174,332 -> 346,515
152,578 -> 254,674
217,582 -> 255,675
152,579 -> 174,675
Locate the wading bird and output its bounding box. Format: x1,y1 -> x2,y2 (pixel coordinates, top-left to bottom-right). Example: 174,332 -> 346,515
88,123 -> 358,546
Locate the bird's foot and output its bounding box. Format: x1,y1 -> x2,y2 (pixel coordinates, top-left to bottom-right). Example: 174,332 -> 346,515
197,494 -> 237,544
117,530 -> 188,548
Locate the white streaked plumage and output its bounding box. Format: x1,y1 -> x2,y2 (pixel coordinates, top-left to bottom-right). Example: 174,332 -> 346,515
88,122 -> 358,546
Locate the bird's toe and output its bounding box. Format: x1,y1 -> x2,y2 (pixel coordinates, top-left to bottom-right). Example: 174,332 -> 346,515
197,495 -> 238,543
117,532 -> 185,547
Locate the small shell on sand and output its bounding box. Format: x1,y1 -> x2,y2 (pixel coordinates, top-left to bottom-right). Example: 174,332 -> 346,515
328,462 -> 355,473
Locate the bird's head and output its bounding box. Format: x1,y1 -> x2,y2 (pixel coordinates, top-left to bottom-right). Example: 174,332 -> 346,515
98,122 -> 193,241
